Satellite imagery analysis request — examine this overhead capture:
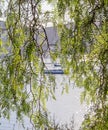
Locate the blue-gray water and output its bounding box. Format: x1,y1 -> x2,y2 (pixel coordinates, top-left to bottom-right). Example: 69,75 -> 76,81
0,75 -> 87,130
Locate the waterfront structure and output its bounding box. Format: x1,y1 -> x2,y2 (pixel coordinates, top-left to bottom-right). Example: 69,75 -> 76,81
0,20 -> 63,74
0,20 -> 59,51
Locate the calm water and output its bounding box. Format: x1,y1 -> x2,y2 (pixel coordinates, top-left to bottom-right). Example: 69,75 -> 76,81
0,75 -> 87,130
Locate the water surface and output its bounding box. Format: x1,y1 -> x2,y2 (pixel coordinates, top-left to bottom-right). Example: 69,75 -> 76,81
0,75 -> 87,130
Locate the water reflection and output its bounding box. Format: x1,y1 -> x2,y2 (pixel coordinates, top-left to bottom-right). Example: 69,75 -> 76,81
0,75 -> 87,130
47,75 -> 87,130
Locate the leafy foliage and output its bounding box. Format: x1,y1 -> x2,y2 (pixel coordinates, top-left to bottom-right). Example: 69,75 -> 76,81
0,0 -> 56,129
49,0 -> 108,129
0,0 -> 108,129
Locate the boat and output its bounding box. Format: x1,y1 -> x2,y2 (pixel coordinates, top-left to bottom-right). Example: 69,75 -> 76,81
44,69 -> 64,74
44,63 -> 64,74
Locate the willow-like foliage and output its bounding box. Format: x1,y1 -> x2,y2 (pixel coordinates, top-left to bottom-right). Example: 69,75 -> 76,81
0,0 -> 56,129
0,0 -> 108,129
49,0 -> 108,129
